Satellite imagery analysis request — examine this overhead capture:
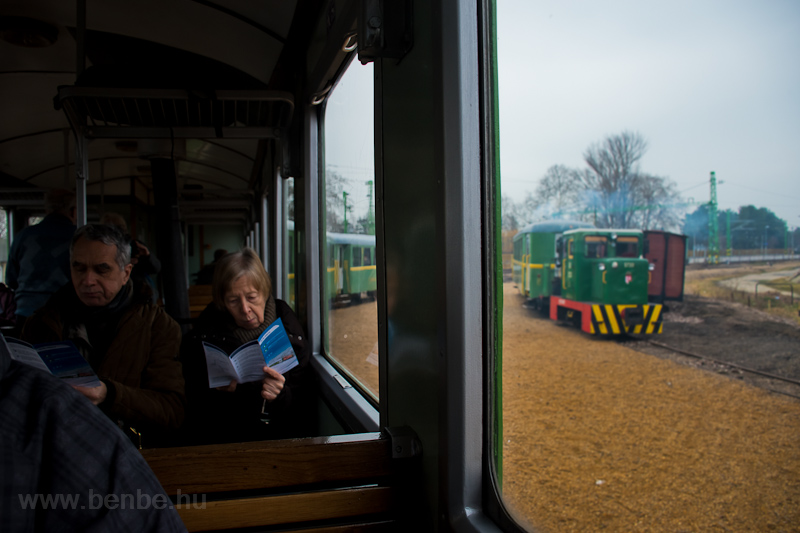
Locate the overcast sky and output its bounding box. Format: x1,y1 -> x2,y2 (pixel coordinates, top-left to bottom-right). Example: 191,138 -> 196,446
325,1 -> 800,231
497,0 -> 800,229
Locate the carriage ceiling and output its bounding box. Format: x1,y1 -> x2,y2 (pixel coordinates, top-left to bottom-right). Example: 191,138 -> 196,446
0,0 -> 322,224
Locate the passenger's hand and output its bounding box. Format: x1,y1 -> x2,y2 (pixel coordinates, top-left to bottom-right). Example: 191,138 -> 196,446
73,382 -> 108,405
216,380 -> 238,392
260,367 -> 285,401
136,241 -> 151,257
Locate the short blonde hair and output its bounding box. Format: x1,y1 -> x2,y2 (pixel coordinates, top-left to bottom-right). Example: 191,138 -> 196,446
212,248 -> 272,310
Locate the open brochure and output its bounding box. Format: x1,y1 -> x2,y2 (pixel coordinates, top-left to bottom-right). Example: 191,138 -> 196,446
1,333 -> 102,388
203,317 -> 299,388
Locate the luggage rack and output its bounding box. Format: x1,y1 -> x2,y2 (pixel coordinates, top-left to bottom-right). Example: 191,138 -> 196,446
55,86 -> 294,140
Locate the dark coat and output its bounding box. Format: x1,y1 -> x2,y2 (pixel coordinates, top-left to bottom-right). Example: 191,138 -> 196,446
6,213 -> 75,317
20,282 -> 185,439
0,348 -> 186,531
179,299 -> 317,444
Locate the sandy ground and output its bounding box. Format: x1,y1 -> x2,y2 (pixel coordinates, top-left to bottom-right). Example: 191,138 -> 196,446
329,282 -> 800,532
622,262 -> 800,399
328,301 -> 380,396
501,282 -> 799,532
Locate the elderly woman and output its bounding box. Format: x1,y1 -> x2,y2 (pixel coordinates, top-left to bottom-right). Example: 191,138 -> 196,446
180,248 -> 315,444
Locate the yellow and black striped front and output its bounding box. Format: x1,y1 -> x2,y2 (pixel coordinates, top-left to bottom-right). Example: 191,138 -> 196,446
589,304 -> 662,335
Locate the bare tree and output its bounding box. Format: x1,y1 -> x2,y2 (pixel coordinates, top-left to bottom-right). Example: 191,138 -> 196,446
634,173 -> 682,230
325,169 -> 347,232
501,194 -> 525,230
502,189 -> 559,230
581,131 -> 649,228
531,164 -> 586,218
501,131 -> 684,231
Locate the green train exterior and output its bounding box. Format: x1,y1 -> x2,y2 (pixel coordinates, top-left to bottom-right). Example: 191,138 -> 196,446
325,232 -> 377,303
512,220 -> 593,308
552,228 -> 663,335
557,228 -> 650,304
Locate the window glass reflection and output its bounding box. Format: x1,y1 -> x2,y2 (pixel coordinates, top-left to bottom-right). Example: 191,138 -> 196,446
322,59 -> 379,399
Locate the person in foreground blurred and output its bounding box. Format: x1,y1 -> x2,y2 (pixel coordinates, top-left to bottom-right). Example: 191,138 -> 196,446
20,224 -> 185,446
0,335 -> 186,532
180,248 -> 315,444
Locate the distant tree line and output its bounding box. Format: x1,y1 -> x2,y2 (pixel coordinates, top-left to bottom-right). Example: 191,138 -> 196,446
682,204 -> 799,252
325,170 -> 373,234
502,131 -> 683,231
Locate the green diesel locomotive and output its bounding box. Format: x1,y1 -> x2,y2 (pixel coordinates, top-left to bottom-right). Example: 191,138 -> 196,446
514,223 -> 663,336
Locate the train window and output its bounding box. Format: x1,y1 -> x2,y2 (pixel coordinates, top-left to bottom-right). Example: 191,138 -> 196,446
322,59 -> 379,399
287,216 -> 296,310
585,235 -> 608,258
497,2 -> 799,531
0,208 -> 7,282
615,236 -> 639,258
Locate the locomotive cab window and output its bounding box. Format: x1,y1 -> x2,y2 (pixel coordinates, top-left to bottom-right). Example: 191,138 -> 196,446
585,235 -> 608,258
615,236 -> 639,258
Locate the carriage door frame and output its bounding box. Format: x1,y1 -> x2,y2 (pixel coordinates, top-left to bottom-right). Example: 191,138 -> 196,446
563,238 -> 574,292
521,236 -> 529,295
337,245 -> 345,293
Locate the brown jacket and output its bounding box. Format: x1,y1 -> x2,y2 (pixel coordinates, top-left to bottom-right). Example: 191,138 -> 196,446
21,283 -> 185,432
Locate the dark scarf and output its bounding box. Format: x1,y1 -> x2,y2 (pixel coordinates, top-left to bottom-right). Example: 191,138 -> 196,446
65,281 -> 135,367
231,294 -> 277,345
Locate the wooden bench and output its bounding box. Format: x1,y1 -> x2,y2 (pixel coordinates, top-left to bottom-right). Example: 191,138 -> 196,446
187,285 -> 213,319
142,432 -> 418,532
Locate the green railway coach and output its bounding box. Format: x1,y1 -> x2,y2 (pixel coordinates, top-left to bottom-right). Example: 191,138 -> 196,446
325,232 -> 377,304
512,220 -> 593,309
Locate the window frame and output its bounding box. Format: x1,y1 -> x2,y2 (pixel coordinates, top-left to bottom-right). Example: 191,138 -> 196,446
316,56 -> 381,416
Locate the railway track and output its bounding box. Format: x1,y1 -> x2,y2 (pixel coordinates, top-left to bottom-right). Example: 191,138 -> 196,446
622,336 -> 800,401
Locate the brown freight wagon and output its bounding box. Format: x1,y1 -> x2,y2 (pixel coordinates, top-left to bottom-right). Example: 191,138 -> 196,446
644,230 -> 687,303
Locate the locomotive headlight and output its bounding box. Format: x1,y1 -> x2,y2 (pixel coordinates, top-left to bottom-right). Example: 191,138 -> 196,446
611,261 -> 619,269
598,263 -> 606,271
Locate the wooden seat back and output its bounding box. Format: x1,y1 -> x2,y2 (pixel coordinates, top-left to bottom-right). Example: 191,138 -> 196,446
142,432 -> 413,532
187,285 -> 214,318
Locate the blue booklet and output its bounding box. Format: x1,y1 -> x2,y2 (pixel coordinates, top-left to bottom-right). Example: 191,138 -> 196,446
1,333 -> 102,388
202,317 -> 299,388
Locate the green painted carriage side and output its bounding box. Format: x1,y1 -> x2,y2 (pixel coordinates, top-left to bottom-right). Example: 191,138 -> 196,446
513,220 -> 593,300
521,232 -> 558,299
325,233 -> 377,300
560,229 -> 649,305
325,241 -> 339,301
346,245 -> 377,294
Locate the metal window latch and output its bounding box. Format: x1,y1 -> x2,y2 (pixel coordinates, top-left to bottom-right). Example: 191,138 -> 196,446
358,0 -> 413,65
385,426 -> 422,459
